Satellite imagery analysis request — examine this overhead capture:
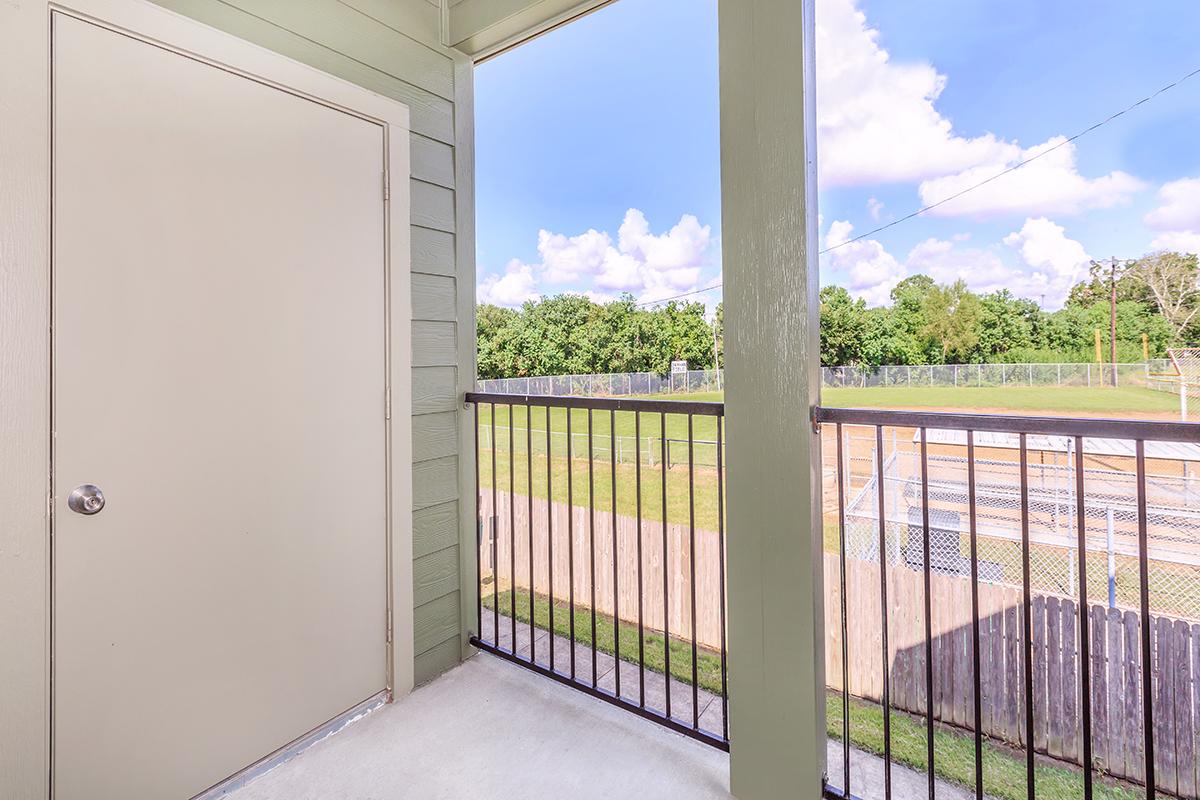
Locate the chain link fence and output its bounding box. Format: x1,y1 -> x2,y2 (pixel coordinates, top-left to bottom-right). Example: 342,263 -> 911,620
478,361 -> 1173,396
833,428 -> 1200,621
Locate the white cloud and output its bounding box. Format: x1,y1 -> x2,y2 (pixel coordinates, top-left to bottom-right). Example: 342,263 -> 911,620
905,237 -> 1012,294
478,209 -> 713,307
918,138 -> 1144,218
823,220 -> 906,305
815,0 -> 1015,186
821,216 -> 1088,308
478,260 -> 539,307
1145,178 -> 1200,253
867,197 -> 884,220
815,0 -> 1144,217
1002,217 -> 1091,308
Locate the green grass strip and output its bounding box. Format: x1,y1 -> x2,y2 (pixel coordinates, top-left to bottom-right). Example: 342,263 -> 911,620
482,588 -> 725,694
484,588 -> 1139,800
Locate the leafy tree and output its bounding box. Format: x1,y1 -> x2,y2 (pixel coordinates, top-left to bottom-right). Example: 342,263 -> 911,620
476,250 -> 1190,379
819,286 -> 871,367
920,280 -> 983,362
1125,251 -> 1200,343
975,291 -> 1039,362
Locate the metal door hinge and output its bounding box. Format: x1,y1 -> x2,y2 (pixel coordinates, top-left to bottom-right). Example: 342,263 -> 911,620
385,386 -> 392,420
386,609 -> 393,644
382,170 -> 390,201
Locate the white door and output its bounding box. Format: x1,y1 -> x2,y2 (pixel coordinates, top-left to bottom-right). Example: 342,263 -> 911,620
52,12 -> 390,799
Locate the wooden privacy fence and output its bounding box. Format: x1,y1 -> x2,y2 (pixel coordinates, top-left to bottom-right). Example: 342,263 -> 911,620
825,554 -> 1200,796
479,490 -> 726,652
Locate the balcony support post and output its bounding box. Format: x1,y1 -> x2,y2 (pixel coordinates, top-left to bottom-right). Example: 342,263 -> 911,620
719,1 -> 825,797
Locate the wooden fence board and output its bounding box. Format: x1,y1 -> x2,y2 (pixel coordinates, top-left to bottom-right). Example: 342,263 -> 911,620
1157,615 -> 1178,795
1089,605 -> 1107,772
479,489 -> 1200,797
1124,610 -> 1144,783
1062,599 -> 1079,763
1108,607 -> 1124,774
1007,604 -> 1022,745
1047,595 -> 1063,758
1175,620 -> 1195,798
1033,596 -> 1047,751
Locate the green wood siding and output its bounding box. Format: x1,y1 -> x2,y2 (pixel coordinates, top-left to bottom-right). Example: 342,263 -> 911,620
149,0 -> 467,684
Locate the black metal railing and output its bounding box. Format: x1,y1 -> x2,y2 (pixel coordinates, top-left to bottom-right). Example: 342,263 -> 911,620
817,406 -> 1200,800
465,392 -> 729,750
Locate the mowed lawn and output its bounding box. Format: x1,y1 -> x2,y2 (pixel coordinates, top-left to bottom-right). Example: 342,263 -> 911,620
473,384 -> 1177,528
660,384 -> 1178,413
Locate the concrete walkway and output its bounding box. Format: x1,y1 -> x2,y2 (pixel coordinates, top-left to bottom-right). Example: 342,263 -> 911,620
225,612 -> 985,800
226,654 -> 732,800
481,612 -> 983,800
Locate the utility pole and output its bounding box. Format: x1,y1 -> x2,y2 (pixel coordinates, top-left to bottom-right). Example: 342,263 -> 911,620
1109,256 -> 1118,386
1090,256 -> 1135,387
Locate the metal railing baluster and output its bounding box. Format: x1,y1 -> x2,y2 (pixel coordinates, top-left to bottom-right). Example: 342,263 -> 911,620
509,404 -> 516,649
836,422 -> 849,796
612,410 -> 620,699
662,410 -> 671,721
919,427 -> 935,800
492,404 -> 499,645
876,424 -> 892,800
567,408 -> 575,679
1074,435 -> 1093,800
717,414 -> 729,742
474,402 -> 482,642
688,413 -> 699,730
589,408 -> 597,687
1019,434 -> 1034,800
968,431 -> 983,800
528,406 -> 535,664
636,410 -> 646,708
1136,440 -> 1156,799
547,405 -> 555,671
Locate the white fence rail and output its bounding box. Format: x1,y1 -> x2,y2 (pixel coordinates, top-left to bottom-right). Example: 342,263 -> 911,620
477,361 -> 1173,396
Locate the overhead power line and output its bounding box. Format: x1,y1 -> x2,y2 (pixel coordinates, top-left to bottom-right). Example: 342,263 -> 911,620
634,62 -> 1200,308
822,63 -> 1200,255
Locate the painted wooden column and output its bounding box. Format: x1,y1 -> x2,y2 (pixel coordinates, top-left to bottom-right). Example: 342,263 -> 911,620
719,0 -> 826,797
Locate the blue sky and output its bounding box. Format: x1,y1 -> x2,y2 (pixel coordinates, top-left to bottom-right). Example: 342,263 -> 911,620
475,0 -> 1200,311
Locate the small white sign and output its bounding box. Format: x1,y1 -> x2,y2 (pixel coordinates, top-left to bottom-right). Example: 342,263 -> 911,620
671,360 -> 688,374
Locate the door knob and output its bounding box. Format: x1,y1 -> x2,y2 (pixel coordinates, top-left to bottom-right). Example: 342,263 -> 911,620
68,484 -> 105,515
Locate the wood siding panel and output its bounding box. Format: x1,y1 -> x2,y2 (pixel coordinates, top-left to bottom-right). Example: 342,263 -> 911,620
411,179 -> 456,232
414,500 -> 460,560
413,545 -> 459,606
412,273 -> 456,321
414,634 -> 461,685
410,134 -> 455,189
414,590 -> 461,653
338,0 -> 442,49
414,455 -> 459,510
413,366 -> 458,414
148,0 -> 453,142
412,226 -> 456,276
413,410 -> 457,462
413,320 -> 456,367
230,0 -> 453,99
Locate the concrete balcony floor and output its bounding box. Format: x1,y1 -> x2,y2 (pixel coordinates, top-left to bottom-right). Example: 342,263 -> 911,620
226,652 -> 732,800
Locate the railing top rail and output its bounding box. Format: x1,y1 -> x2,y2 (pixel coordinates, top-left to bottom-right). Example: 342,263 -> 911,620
815,406 -> 1200,442
465,391 -> 725,416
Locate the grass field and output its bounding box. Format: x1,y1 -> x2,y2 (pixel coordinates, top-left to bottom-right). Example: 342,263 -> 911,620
661,384 -> 1179,414
474,383 -> 1178,530
481,589 -> 1137,800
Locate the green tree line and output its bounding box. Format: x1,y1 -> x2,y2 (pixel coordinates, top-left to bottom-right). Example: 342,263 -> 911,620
476,251 -> 1199,379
